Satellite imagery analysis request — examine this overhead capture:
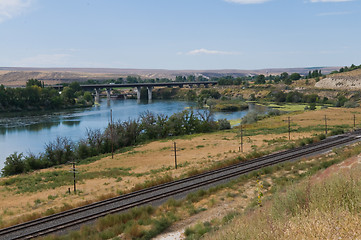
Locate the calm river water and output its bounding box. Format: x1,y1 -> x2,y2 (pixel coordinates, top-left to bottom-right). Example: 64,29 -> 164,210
0,99 -> 262,169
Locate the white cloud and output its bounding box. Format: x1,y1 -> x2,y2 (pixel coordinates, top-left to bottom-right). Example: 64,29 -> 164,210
0,0 -> 33,23
224,0 -> 271,4
180,48 -> 240,56
310,0 -> 353,2
15,54 -> 72,67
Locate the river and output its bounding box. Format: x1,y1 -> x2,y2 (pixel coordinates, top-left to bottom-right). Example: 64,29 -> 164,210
0,99 -> 263,169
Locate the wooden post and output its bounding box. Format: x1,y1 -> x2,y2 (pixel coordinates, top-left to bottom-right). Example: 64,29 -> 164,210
174,142 -> 177,169
110,109 -> 114,159
324,115 -> 328,135
288,117 -> 291,140
240,125 -> 244,153
72,162 -> 76,193
354,114 -> 356,130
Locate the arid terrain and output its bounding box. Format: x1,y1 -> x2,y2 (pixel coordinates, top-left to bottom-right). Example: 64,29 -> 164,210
0,106 -> 360,229
316,68 -> 361,90
0,66 -> 339,86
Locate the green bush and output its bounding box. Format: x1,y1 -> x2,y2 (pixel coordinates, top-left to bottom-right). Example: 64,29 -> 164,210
242,111 -> 259,124
344,101 -> 359,108
218,118 -> 231,130
2,109 -> 221,176
1,152 -> 25,176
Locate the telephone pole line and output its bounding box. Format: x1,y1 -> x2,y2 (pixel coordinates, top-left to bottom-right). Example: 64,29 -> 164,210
110,109 -> 114,159
69,161 -> 77,193
240,125 -> 244,153
288,116 -> 291,140
173,142 -> 178,169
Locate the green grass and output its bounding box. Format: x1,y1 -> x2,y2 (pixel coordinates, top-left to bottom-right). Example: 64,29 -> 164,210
0,162 -> 195,194
0,167 -> 134,193
267,103 -> 323,112
229,118 -> 242,126
185,222 -> 212,240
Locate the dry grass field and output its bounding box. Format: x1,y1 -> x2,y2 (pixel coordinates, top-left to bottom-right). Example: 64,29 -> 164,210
0,106 -> 360,229
204,156 -> 361,240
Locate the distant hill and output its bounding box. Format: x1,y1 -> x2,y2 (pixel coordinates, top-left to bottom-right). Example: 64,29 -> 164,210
0,66 -> 340,86
315,69 -> 361,90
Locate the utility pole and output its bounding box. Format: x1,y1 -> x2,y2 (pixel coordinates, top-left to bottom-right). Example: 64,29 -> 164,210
354,114 -> 356,130
240,125 -> 244,153
287,117 -> 290,140
173,142 -> 177,169
324,115 -> 328,135
110,109 -> 114,159
69,161 -> 77,193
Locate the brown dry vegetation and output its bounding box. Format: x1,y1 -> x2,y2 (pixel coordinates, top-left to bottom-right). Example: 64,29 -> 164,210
0,106 -> 361,228
204,159 -> 361,240
38,134 -> 361,239
316,68 -> 361,90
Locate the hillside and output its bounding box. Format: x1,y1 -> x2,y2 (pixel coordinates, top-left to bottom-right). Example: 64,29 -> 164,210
0,66 -> 339,86
316,68 -> 361,90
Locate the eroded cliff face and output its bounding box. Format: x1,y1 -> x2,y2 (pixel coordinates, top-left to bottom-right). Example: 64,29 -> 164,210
316,77 -> 361,90
315,69 -> 361,90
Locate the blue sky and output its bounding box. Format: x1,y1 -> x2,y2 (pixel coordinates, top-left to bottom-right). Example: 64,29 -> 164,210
0,0 -> 360,70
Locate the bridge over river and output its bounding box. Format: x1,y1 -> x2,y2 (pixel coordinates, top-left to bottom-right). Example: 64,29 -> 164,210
52,81 -> 217,102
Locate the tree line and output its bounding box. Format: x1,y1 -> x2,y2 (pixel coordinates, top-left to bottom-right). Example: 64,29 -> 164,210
215,72 -> 304,86
85,75 -> 210,85
330,63 -> 361,74
266,90 -> 358,108
1,110 -> 231,176
0,80 -> 93,112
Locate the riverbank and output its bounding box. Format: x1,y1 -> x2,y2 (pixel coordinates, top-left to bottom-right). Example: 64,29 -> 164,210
0,106 -> 360,229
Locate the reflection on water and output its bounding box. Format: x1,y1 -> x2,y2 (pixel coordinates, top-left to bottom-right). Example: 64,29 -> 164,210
0,122 -> 61,134
62,121 -> 81,127
248,103 -> 268,114
0,99 -> 253,169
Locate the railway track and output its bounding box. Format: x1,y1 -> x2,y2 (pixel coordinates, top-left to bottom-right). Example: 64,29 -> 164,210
1,131 -> 361,240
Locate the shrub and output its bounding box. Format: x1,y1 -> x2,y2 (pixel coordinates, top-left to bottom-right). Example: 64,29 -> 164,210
330,128 -> 344,136
242,111 -> 259,124
267,109 -> 281,117
344,101 -> 359,108
218,118 -> 231,130
2,109 -> 222,176
1,152 -> 25,176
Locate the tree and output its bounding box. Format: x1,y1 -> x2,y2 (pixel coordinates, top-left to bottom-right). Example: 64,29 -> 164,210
309,102 -> 316,110
255,74 -> 266,84
187,75 -> 196,82
175,76 -> 184,82
83,91 -> 93,102
126,76 -> 139,83
61,86 -> 75,104
272,91 -> 286,103
289,73 -> 301,80
69,82 -> 82,92
280,72 -> 289,81
1,152 -> 25,176
26,79 -> 43,88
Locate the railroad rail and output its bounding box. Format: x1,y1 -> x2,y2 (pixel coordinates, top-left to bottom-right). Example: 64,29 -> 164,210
1,130 -> 361,240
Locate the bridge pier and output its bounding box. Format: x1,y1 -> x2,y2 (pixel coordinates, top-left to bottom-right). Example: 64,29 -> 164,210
147,86 -> 153,101
137,87 -> 141,100
106,88 -> 111,101
94,88 -> 100,103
